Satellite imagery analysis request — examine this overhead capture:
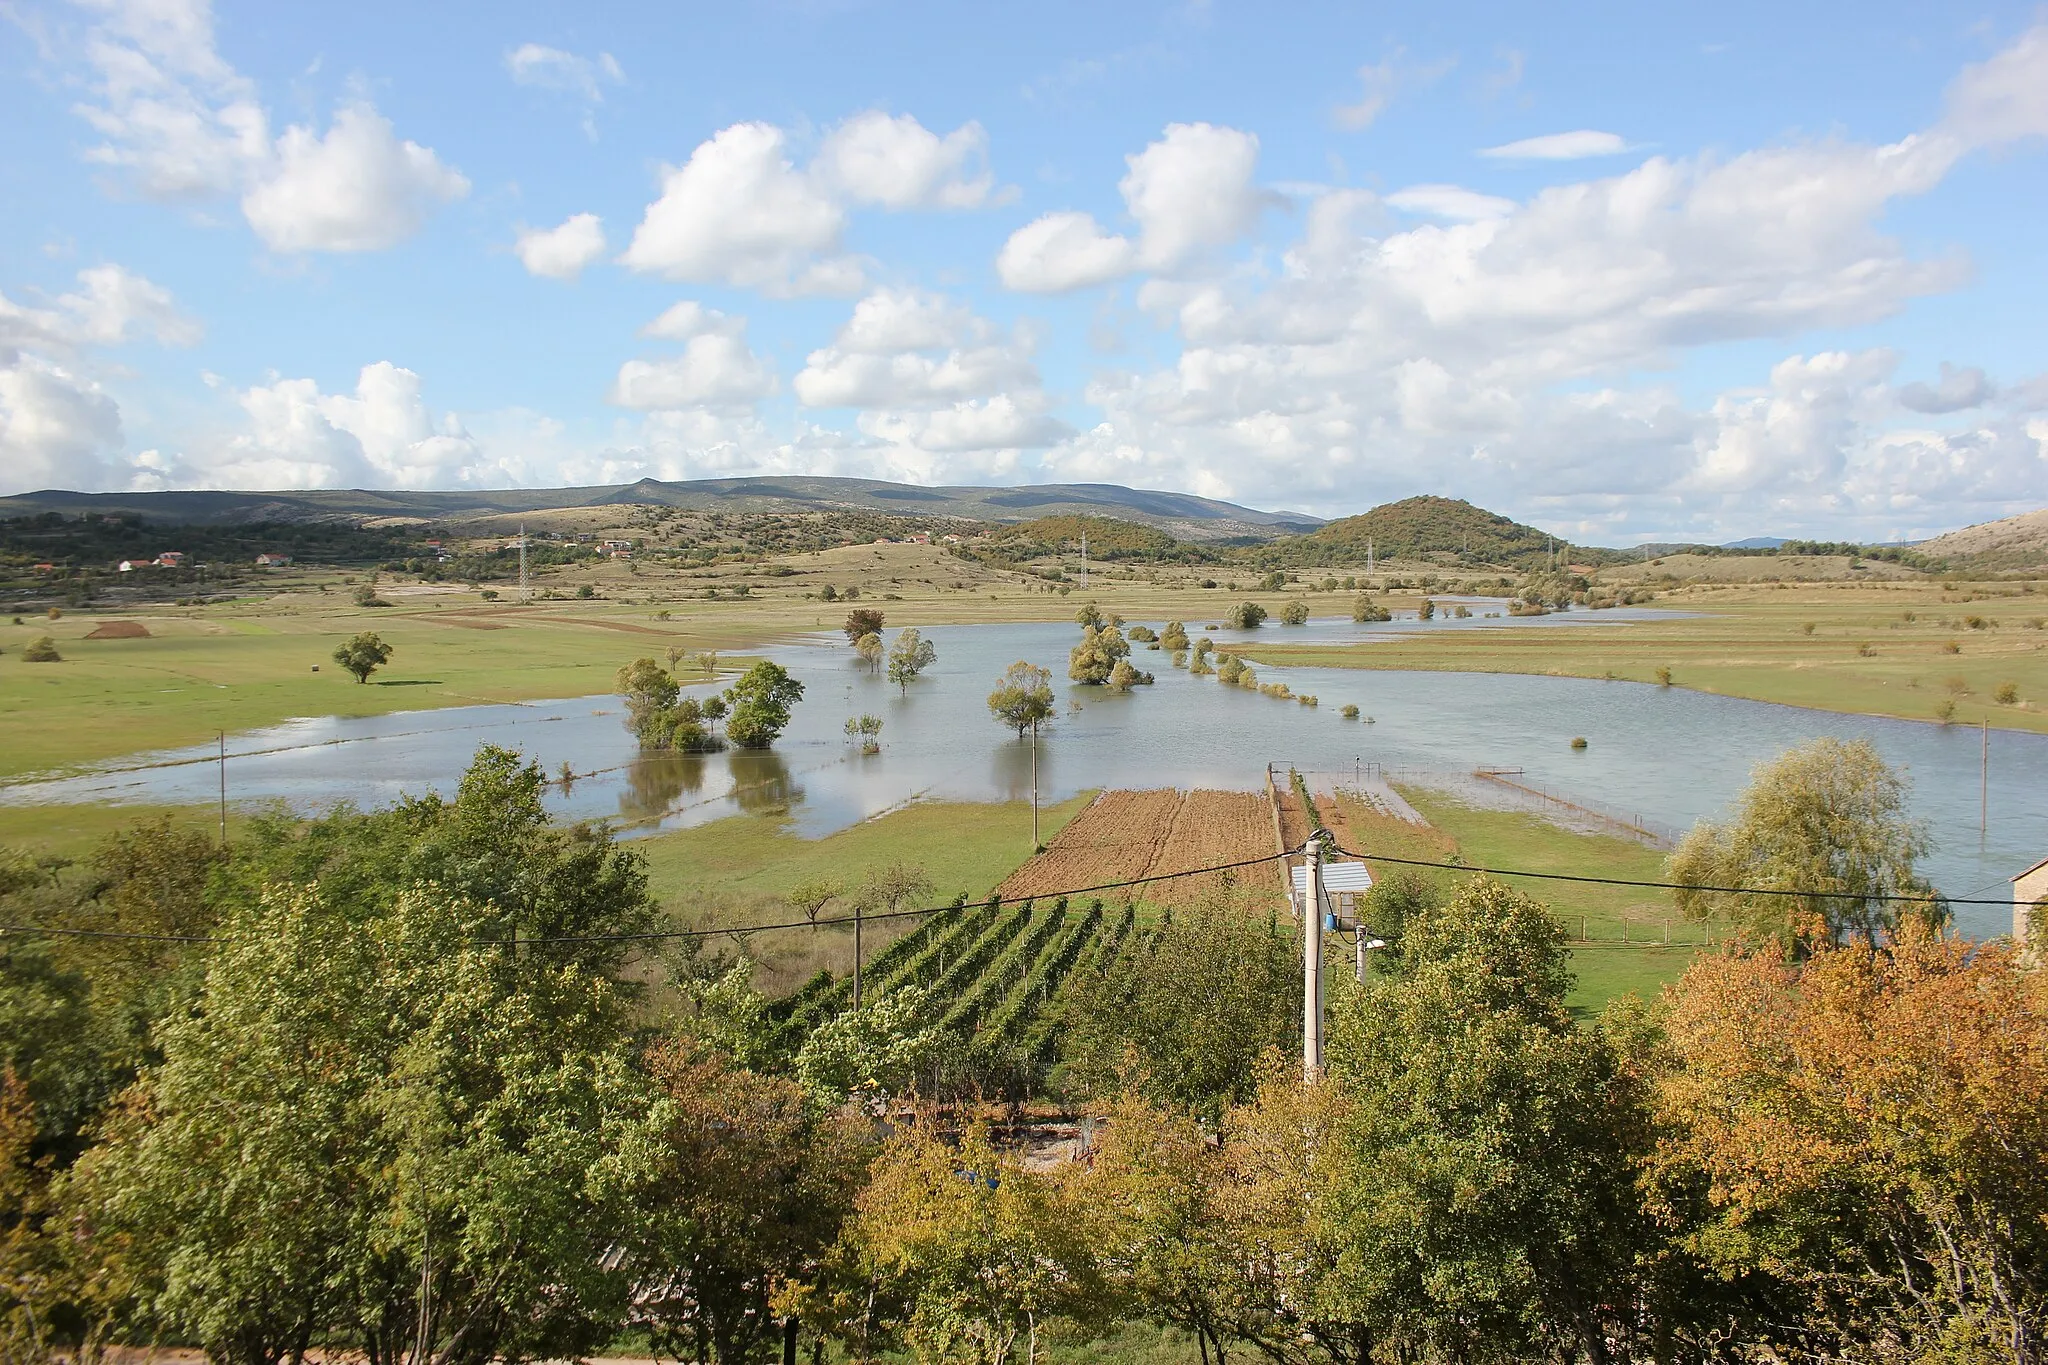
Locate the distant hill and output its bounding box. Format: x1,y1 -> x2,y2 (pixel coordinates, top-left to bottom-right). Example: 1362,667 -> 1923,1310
1721,536 -> 1787,549
1274,496 -> 1564,568
0,476 -> 1319,542
1916,508 -> 2048,567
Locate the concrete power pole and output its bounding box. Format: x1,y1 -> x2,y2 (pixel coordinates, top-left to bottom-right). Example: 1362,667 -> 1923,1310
1303,838 -> 1325,1080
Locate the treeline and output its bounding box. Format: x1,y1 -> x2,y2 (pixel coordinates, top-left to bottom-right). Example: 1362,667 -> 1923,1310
3,742 -> 2045,1364
0,513 -> 426,571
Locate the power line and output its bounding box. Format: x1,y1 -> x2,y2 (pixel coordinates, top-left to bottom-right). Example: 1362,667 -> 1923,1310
1328,843 -> 2006,906
1,841 -> 2020,950
0,850 -> 1293,947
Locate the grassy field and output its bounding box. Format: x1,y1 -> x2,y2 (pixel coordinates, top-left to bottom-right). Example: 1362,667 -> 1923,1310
1244,578 -> 2048,733
1335,785 -> 1702,1012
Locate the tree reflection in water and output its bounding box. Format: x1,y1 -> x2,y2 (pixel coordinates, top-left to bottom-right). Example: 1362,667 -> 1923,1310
619,752 -> 708,821
729,749 -> 802,815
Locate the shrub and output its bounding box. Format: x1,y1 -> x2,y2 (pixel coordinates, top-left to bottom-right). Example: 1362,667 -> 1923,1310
1942,640 -> 1961,654
1944,676 -> 1971,695
1280,601 -> 1309,626
1226,602 -> 1267,629
1126,624 -> 1158,642
351,584 -> 391,607
480,589 -> 499,600
1965,614 -> 1988,629
1994,681 -> 2020,706
1570,736 -> 1588,750
1352,593 -> 1391,623
1802,622 -> 1817,635
1655,666 -> 1673,687
1856,642 -> 1875,657
1936,699 -> 1956,724
1340,704 -> 1360,719
22,635 -> 61,662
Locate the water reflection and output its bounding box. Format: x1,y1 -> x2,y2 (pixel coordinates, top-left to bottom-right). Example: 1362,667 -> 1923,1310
618,752 -> 710,822
728,749 -> 802,816
988,733 -> 1049,804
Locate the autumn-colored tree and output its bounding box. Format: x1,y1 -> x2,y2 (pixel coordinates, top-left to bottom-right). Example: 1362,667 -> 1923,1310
1653,927 -> 2048,1360
843,608 -> 886,644
1067,624 -> 1129,685
830,1119 -> 1109,1364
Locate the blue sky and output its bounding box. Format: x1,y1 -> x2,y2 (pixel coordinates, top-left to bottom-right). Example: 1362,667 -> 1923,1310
3,0 -> 2046,543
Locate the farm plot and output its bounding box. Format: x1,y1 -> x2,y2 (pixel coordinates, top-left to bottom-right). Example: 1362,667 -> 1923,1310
767,894 -> 1150,1097
996,788 -> 1281,908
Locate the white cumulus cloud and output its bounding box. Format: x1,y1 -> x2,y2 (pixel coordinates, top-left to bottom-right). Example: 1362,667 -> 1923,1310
241,104 -> 469,254
63,0 -> 467,253
619,122 -> 859,294
515,213 -> 607,280
812,111 -> 1004,209
997,122 -> 1264,292
610,323 -> 778,412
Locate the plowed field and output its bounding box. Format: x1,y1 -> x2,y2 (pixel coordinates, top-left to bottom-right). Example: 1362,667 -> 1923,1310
996,788 -> 1281,908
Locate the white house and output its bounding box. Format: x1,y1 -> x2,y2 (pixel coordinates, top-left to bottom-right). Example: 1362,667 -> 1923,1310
2015,856 -> 2048,949
1292,860 -> 1374,923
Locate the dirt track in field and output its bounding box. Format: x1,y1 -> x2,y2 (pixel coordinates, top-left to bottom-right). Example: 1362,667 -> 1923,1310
996,788 -> 1281,908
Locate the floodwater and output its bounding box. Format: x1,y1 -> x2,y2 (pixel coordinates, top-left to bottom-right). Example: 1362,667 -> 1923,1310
5,608 -> 2042,939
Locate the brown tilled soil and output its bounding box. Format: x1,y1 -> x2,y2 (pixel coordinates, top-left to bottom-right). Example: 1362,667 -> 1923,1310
997,788 -> 1283,908
83,620 -> 151,639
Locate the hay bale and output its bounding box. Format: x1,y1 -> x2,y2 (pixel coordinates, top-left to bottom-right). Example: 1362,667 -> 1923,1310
85,620 -> 152,640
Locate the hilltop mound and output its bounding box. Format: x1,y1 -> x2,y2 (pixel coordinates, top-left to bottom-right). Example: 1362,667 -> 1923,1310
1297,496 -> 1559,567
1917,508 -> 2048,566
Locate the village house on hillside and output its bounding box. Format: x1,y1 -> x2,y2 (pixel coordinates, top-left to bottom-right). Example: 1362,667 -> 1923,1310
152,551 -> 186,568
255,552 -> 292,567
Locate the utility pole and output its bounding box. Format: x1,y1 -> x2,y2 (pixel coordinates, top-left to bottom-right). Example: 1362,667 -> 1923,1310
1030,718 -> 1041,849
1303,838 -> 1325,1080
218,731 -> 227,847
1981,718 -> 1990,845
853,900 -> 864,1009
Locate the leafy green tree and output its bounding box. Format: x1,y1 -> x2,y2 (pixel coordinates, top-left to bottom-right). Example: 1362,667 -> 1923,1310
855,630 -> 885,673
1226,602 -> 1266,629
1075,602 -> 1105,629
626,1038 -> 871,1365
1067,624 -> 1129,684
1320,879 -> 1654,1365
1062,894 -> 1298,1120
843,608 -> 886,644
887,628 -> 938,694
793,986 -> 944,1110
723,661 -> 805,749
1160,621 -> 1189,651
1667,737 -> 1939,949
1352,594 -> 1390,623
1418,597 -> 1435,620
332,631 -> 393,683
73,878 -> 656,1365
615,656 -> 681,746
1280,600 -> 1310,625
987,661 -> 1055,739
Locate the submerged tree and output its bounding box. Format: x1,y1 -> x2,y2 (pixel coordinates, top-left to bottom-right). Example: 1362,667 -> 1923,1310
1667,737 -> 1940,949
1067,624 -> 1129,685
987,662 -> 1055,740
723,661 -> 805,749
887,628 -> 937,694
